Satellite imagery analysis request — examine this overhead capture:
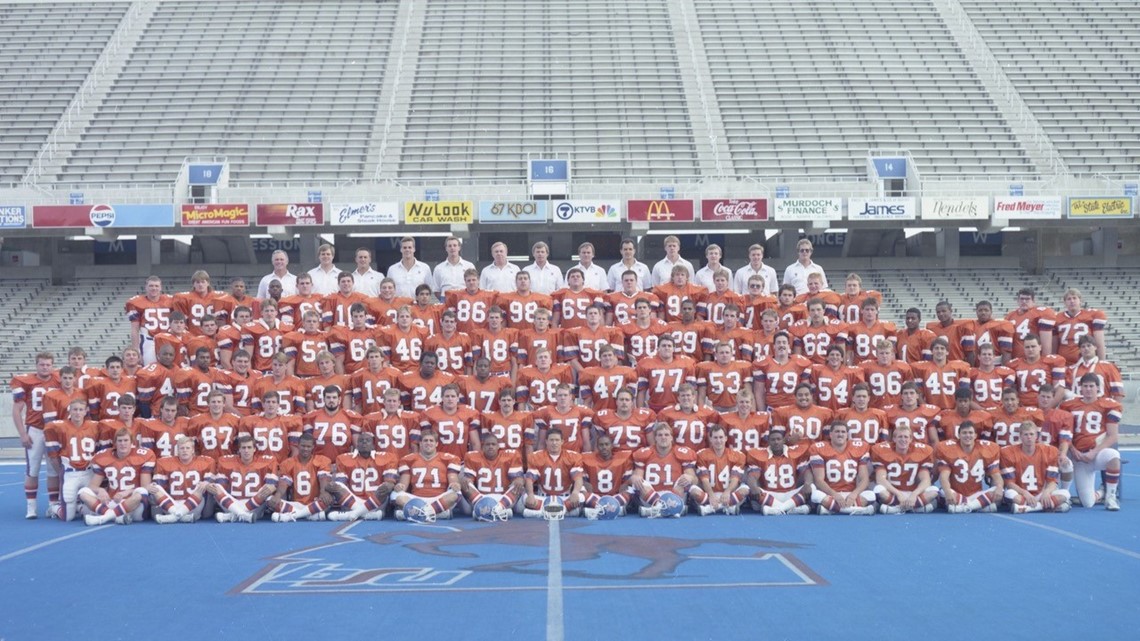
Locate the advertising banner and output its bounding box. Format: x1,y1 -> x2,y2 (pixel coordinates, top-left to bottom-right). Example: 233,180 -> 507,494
552,201 -> 621,223
181,203 -> 249,227
700,199 -> 768,222
0,205 -> 26,229
992,197 -> 1063,220
256,203 -> 324,226
33,204 -> 176,228
847,197 -> 916,221
329,202 -> 399,226
626,199 -> 695,223
1067,197 -> 1134,219
404,201 -> 473,224
477,201 -> 548,224
773,198 -> 843,221
920,197 -> 989,220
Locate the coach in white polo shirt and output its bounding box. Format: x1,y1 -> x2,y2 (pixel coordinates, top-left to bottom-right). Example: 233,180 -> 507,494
607,237 -> 651,291
433,235 -> 475,295
351,247 -> 383,297
523,241 -> 564,295
693,244 -> 727,292
783,238 -> 828,295
307,243 -> 342,295
650,235 -> 694,287
387,236 -> 434,299
734,243 -> 779,295
257,250 -> 298,299
480,241 -> 520,293
572,242 -> 608,292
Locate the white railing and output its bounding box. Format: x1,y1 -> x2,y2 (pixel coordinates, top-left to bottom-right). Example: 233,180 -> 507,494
938,0 -> 1069,177
372,0 -> 416,182
21,2 -> 145,187
674,0 -> 725,178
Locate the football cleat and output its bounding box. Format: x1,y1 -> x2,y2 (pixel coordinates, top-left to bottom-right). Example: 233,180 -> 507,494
309,511 -> 327,521
154,514 -> 180,525
1055,501 -> 1072,513
723,503 -> 741,516
655,491 -> 685,518
363,510 -> 385,521
26,501 -> 37,520
402,498 -> 436,524
46,503 -> 61,519
114,514 -> 132,525
85,513 -> 113,526
697,504 -> 716,516
761,505 -> 785,516
1105,494 -> 1120,511
878,504 -> 902,515
271,512 -> 296,523
215,512 -> 235,523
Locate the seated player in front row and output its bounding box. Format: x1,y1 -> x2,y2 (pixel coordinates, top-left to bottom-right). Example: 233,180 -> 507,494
934,420 -> 1003,514
580,431 -> 634,519
871,423 -> 938,514
523,428 -> 584,518
1000,421 -> 1070,513
208,435 -> 278,523
270,432 -> 335,522
149,435 -> 215,524
391,430 -> 462,522
808,421 -> 876,516
327,431 -> 397,521
460,430 -> 524,521
80,427 -> 156,526
630,422 -> 698,518
692,425 -> 750,516
745,425 -> 811,515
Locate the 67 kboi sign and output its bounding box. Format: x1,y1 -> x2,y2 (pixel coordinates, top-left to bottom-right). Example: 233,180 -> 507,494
256,203 -> 324,226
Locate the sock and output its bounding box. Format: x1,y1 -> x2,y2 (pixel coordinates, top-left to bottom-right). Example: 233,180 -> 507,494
820,496 -> 840,513
427,500 -> 444,515
159,496 -> 176,512
307,500 -> 326,515
642,490 -> 661,506
364,496 -> 382,511
25,482 -> 36,500
584,492 -> 600,508
1105,473 -> 1119,496
730,487 -> 749,506
688,486 -> 709,505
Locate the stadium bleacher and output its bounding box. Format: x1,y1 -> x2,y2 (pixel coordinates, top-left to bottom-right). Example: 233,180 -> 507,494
398,0 -> 700,180
55,0 -> 400,184
0,1 -> 129,185
692,0 -> 1036,179
960,0 -> 1140,176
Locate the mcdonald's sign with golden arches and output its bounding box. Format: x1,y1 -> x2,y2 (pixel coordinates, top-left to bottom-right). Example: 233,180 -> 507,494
626,199 -> 695,222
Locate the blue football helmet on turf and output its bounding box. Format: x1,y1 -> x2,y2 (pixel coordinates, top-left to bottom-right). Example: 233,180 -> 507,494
473,496 -> 510,522
596,495 -> 622,520
656,491 -> 685,517
403,498 -> 435,524
542,495 -> 567,520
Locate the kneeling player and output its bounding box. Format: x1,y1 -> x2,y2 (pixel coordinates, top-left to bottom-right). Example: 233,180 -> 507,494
392,431 -> 462,522
693,425 -> 750,515
630,422 -> 699,518
45,399 -> 101,521
745,426 -> 811,515
150,435 -> 215,524
1061,374 -> 1122,510
809,422 -> 875,515
871,424 -> 938,514
460,431 -> 524,520
272,432 -> 335,522
1000,421 -> 1070,513
580,431 -> 634,519
327,431 -> 398,521
208,435 -> 278,523
523,429 -> 585,518
80,428 -> 156,525
934,420 -> 1002,514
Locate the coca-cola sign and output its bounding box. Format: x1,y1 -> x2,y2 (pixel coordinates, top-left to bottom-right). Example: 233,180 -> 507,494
700,199 -> 769,222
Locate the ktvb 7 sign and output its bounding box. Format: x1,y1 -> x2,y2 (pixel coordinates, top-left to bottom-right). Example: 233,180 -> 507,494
627,200 -> 695,223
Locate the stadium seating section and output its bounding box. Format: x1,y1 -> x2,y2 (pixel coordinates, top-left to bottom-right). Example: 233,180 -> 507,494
0,0 -> 1129,184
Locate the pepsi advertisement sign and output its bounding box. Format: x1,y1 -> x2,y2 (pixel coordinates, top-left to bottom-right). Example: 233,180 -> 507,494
32,204 -> 175,228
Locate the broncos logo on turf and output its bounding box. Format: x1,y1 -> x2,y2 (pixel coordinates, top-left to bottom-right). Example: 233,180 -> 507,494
233,521 -> 825,594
